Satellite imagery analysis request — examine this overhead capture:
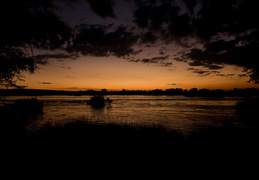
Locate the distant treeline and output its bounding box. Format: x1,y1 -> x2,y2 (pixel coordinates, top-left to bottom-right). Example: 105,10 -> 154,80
0,88 -> 259,97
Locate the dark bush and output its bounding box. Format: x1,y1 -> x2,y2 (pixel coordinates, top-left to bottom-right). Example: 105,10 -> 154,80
11,98 -> 43,115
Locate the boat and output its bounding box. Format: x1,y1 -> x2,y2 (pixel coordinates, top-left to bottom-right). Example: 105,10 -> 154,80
87,95 -> 113,108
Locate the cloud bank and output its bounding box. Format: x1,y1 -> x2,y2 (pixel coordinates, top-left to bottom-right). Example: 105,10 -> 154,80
1,0 -> 259,84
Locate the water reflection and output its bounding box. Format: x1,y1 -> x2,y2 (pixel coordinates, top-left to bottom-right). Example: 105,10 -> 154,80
90,105 -> 105,116
1,95 -> 248,134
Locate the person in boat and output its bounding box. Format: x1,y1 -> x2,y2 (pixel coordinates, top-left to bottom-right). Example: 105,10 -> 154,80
106,97 -> 113,104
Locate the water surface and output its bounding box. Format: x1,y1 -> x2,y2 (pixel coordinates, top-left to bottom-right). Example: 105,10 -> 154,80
1,95 -> 246,134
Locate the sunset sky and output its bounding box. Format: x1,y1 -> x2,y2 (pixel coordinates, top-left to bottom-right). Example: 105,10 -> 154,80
3,0 -> 259,91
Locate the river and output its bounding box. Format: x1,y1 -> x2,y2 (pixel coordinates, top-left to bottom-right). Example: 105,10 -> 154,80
1,95 -> 248,134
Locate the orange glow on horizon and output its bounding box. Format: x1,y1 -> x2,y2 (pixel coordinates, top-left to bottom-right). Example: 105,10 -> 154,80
0,57 -> 255,91
4,56 -> 258,92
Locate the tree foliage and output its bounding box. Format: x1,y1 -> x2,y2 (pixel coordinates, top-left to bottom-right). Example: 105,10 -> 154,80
0,46 -> 36,88
0,0 -> 72,88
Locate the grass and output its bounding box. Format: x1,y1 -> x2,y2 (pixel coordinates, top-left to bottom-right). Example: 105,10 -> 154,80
22,120 -> 184,154
9,116 -> 256,153
2,115 -> 258,178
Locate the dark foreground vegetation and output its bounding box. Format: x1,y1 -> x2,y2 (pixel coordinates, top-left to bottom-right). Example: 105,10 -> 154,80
2,116 -> 259,176
1,97 -> 258,177
23,119 -> 258,150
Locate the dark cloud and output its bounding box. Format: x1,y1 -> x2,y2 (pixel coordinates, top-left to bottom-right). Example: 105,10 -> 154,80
185,48 -> 224,68
34,59 -> 49,65
238,74 -> 247,78
130,55 -> 171,66
205,40 -> 236,53
193,0 -> 239,40
38,82 -> 52,84
168,83 -> 177,85
182,0 -> 196,14
161,62 -> 172,67
131,0 -> 259,82
86,0 -> 115,18
0,0 -> 73,50
187,53 -> 224,69
216,74 -> 235,77
140,31 -> 158,44
33,0 -> 82,9
34,53 -> 78,65
69,24 -> 139,57
194,0 -> 259,40
188,67 -> 244,78
149,56 -> 169,61
133,1 -> 192,42
184,36 -> 259,76
204,64 -> 223,70
187,68 -> 220,77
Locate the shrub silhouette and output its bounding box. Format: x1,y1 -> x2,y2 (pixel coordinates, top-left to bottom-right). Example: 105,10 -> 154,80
236,98 -> 259,126
1,98 -> 43,135
11,98 -> 43,115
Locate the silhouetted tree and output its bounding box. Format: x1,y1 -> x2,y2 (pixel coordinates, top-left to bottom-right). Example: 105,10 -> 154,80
0,0 -> 73,88
0,46 -> 36,88
188,88 -> 198,96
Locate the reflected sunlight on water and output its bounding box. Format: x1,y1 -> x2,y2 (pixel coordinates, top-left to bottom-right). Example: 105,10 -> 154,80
1,95 -> 246,134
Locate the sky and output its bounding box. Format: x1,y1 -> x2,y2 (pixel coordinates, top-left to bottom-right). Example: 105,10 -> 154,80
3,0 -> 259,91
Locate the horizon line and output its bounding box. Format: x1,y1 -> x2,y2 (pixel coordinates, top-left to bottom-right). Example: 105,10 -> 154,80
1,87 -> 259,92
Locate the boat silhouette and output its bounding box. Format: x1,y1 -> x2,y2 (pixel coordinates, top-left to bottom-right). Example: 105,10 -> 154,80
87,95 -> 113,108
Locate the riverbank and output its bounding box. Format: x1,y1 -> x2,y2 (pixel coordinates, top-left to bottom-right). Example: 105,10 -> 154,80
5,117 -> 258,149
